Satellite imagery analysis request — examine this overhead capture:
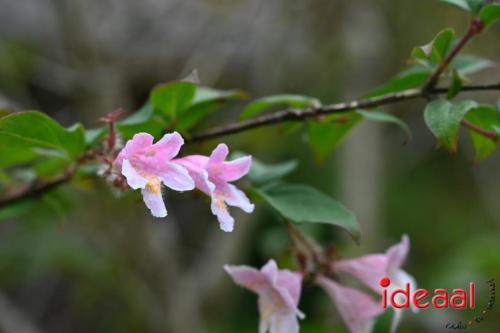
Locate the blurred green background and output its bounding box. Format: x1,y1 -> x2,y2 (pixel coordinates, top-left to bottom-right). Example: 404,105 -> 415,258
0,0 -> 499,332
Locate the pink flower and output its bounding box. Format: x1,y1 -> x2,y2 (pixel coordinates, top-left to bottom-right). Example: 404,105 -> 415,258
224,260 -> 304,333
317,276 -> 383,333
174,143 -> 254,232
114,132 -> 195,217
333,235 -> 417,333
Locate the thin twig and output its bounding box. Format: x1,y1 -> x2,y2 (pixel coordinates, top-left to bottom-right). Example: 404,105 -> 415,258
1,83 -> 499,209
462,118 -> 498,140
423,19 -> 484,93
0,171 -> 74,210
189,83 -> 500,142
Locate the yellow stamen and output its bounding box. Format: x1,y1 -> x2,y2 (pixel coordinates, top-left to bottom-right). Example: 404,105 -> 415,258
215,197 -> 226,211
145,177 -> 161,194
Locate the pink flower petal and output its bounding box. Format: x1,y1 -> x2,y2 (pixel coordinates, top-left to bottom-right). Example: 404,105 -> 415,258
217,183 -> 254,213
199,169 -> 216,195
269,312 -> 300,333
121,159 -> 148,189
141,187 -> 167,217
208,143 -> 229,165
318,276 -> 383,333
115,133 -> 154,168
174,157 -> 214,194
386,235 -> 409,270
224,265 -> 268,293
391,308 -> 403,333
261,259 -> 279,285
225,260 -> 304,333
152,132 -> 185,160
210,197 -> 235,232
334,254 -> 388,293
219,155 -> 252,182
277,271 -> 303,313
159,162 -> 195,192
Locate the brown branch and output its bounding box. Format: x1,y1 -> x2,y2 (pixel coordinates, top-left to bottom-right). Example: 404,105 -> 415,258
1,81 -> 499,210
189,83 -> 500,142
0,170 -> 74,210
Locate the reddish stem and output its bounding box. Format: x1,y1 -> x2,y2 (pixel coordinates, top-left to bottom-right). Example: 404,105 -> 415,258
423,19 -> 484,93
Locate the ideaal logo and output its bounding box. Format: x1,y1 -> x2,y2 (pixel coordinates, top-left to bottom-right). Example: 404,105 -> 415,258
379,277 -> 495,329
445,279 -> 496,330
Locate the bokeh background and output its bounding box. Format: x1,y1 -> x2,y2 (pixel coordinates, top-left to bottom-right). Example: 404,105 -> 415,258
0,0 -> 499,332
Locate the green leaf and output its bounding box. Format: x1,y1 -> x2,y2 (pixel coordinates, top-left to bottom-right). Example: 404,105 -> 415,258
465,105 -> 499,161
257,183 -> 360,243
307,113 -> 362,158
118,102 -> 164,139
84,127 -> 106,147
451,54 -> 494,75
230,152 -> 297,184
356,110 -> 411,143
150,81 -> 196,118
34,156 -> 67,177
479,4 -> 500,27
0,199 -> 36,221
176,87 -> 247,131
367,69 -> 429,98
411,29 -> 455,64
447,70 -> 463,99
191,87 -> 247,105
424,99 -> 478,153
87,102 -> 166,147
0,111 -> 85,168
440,0 -> 472,11
241,94 -> 320,120
467,0 -> 486,13
248,159 -> 298,184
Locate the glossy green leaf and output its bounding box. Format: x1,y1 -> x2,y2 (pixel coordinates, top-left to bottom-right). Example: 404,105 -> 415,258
86,102 -> 165,147
191,87 -> 247,105
176,87 -> 247,131
257,183 -> 360,243
440,0 -> 472,11
248,159 -> 298,184
451,54 -> 494,75
307,113 -> 362,158
411,29 -> 454,64
150,81 -> 196,118
0,111 -> 85,168
467,0 -> 486,13
84,127 -> 106,147
465,106 -> 499,161
367,69 -> 429,98
0,199 -> 36,221
230,152 -> 298,184
479,4 -> 500,26
424,99 -> 478,153
447,70 -> 463,99
357,110 -> 411,143
241,94 -> 320,120
118,102 -> 164,139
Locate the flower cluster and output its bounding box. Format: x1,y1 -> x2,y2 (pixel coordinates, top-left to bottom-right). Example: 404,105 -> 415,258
114,132 -> 254,231
225,235 -> 415,333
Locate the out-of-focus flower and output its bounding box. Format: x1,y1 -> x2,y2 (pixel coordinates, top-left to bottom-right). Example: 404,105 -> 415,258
224,260 -> 304,333
333,235 -> 416,332
174,143 -> 254,232
317,276 -> 383,333
114,132 -> 194,217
